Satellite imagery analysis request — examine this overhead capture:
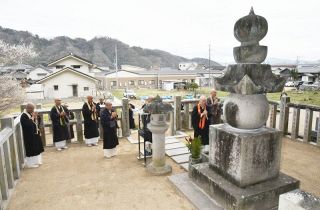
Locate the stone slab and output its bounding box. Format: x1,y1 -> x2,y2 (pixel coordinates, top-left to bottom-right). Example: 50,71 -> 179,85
165,138 -> 180,144
209,124 -> 282,187
168,173 -> 223,210
190,163 -> 299,210
165,147 -> 190,157
171,154 -> 190,164
180,163 -> 189,171
126,136 -> 139,144
165,142 -> 186,150
279,189 -> 320,210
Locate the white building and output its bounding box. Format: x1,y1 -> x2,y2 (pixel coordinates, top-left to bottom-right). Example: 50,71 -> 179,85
179,62 -> 199,71
27,65 -> 52,81
47,53 -> 100,76
37,67 -> 100,99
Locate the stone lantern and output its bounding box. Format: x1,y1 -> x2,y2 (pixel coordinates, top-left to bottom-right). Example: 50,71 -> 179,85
143,95 -> 173,175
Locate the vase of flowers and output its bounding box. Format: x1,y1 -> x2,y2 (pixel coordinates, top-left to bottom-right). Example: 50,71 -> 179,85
185,136 -> 202,165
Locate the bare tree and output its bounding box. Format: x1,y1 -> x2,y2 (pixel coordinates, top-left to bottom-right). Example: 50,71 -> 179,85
0,40 -> 38,114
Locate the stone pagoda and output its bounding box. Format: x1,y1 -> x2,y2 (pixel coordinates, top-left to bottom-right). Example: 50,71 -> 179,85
189,8 -> 299,209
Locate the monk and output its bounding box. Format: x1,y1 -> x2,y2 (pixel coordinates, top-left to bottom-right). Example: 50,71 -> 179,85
82,96 -> 99,146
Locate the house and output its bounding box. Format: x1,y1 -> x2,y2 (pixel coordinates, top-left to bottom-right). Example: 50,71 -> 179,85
179,62 -> 199,71
47,53 -> 98,76
27,65 -> 52,82
298,64 -> 320,83
96,68 -> 225,90
37,67 -> 101,99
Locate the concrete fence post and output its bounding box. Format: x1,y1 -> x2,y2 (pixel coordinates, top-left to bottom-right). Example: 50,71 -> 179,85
1,117 -> 20,181
183,103 -> 190,129
291,108 -> 300,140
269,104 -> 277,128
279,96 -> 290,135
303,109 -> 313,143
174,96 -> 182,131
121,98 -> 130,137
75,111 -> 83,142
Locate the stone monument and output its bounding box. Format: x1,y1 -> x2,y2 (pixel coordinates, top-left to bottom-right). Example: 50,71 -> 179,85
189,8 -> 300,209
143,95 -> 173,175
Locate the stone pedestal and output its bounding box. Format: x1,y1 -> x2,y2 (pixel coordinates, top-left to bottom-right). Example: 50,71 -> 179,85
146,114 -> 172,175
189,163 -> 299,210
188,124 -> 299,209
209,124 -> 282,187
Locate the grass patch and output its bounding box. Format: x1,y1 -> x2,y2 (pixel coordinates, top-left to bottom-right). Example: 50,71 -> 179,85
111,88 -> 320,106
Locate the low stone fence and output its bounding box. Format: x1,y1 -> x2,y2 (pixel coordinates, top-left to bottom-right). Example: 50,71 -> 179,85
171,96 -> 320,147
0,116 -> 26,209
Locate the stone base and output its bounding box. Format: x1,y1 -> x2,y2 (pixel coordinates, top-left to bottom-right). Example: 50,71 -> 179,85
146,163 -> 172,175
190,163 -> 299,210
209,124 -> 282,187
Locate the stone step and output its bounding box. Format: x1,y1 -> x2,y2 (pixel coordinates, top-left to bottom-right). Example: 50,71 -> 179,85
165,147 -> 190,157
171,154 -> 190,164
168,173 -> 223,210
180,163 -> 189,171
165,142 -> 186,150
165,138 -> 181,144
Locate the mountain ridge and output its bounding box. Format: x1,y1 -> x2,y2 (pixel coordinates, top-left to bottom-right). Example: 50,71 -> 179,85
0,26 -> 222,69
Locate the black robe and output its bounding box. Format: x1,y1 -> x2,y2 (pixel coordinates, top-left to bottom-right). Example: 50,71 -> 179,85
65,108 -> 75,139
101,108 -> 119,149
207,97 -> 222,125
129,103 -> 136,129
20,113 -> 44,157
82,102 -> 99,139
191,105 -> 211,145
96,102 -> 104,118
141,104 -> 152,142
50,106 -> 69,143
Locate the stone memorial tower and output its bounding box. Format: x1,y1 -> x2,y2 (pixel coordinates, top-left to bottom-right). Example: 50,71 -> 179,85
189,8 -> 300,210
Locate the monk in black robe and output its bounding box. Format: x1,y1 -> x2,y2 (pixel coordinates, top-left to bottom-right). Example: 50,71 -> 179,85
20,103 -> 44,168
192,95 -> 211,145
101,101 -> 119,158
50,98 -> 69,151
64,104 -> 74,140
82,96 -> 99,146
129,103 -> 136,129
207,89 -> 221,125
96,98 -> 105,118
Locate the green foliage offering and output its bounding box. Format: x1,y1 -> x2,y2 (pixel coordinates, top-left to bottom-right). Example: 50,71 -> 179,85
185,136 -> 202,159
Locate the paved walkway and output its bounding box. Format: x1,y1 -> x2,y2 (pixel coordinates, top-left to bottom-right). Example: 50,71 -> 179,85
6,135 -> 320,210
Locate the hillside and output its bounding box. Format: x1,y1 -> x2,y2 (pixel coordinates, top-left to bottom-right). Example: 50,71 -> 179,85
0,26 -> 222,69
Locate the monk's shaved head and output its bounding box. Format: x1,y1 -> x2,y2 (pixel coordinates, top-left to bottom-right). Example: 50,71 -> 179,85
26,102 -> 35,113
54,98 -> 61,106
87,96 -> 93,103
199,95 -> 207,107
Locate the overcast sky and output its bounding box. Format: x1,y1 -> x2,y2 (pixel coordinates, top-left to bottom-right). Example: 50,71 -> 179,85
0,0 -> 319,64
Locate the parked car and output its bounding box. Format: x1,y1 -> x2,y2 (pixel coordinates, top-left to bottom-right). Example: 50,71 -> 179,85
123,89 -> 136,99
299,81 -> 320,91
285,81 -> 295,87
294,81 -> 304,87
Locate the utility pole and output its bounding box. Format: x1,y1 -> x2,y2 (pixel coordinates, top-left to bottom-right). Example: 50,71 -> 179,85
208,44 -> 211,88
115,44 -> 119,89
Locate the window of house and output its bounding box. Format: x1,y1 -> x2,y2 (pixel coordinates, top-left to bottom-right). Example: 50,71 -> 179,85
37,73 -> 47,76
191,79 -> 195,83
84,87 -> 89,91
129,80 -> 135,85
71,65 -> 81,69
149,80 -> 155,85
54,85 -> 58,91
111,81 -> 117,86
138,80 -> 144,85
56,65 -> 65,69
